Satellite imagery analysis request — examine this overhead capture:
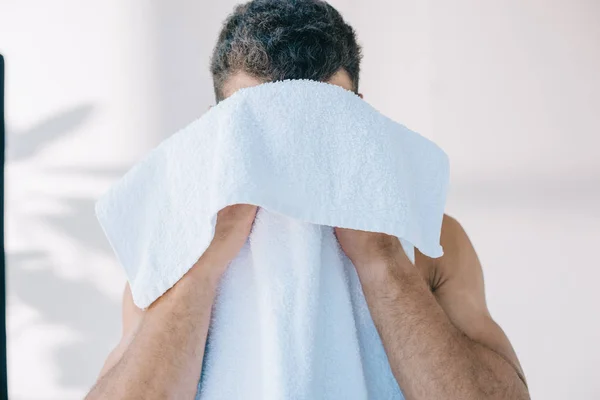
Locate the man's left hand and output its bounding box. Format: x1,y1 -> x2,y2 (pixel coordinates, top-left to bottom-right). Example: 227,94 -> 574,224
333,227 -> 411,272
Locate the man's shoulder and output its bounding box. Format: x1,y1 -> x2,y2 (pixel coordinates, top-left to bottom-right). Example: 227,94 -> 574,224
440,214 -> 471,253
415,214 -> 477,291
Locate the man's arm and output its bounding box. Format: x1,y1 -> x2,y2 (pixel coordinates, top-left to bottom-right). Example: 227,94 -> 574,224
95,282 -> 143,382
86,204 -> 257,399
335,215 -> 529,400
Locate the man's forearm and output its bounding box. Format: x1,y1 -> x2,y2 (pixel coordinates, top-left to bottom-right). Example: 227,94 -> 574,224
356,258 -> 529,400
86,258 -> 223,399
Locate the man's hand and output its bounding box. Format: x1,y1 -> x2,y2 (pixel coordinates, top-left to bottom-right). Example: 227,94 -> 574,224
334,227 -> 412,274
87,204 -> 258,400
200,204 -> 258,276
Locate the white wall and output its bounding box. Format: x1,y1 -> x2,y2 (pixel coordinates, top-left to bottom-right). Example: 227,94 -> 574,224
2,0 -> 599,399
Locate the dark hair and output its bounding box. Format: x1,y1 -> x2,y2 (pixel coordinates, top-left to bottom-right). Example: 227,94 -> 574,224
210,0 -> 363,102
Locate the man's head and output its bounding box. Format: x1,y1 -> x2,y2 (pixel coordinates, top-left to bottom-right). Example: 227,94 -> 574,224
210,0 -> 363,102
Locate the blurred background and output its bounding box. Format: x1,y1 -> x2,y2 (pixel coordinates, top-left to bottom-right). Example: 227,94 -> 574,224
1,0 -> 599,399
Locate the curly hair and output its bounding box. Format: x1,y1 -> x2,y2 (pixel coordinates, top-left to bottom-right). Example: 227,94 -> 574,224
210,0 -> 363,102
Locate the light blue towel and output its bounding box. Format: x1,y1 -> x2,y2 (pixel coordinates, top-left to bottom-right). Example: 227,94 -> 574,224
95,79 -> 449,399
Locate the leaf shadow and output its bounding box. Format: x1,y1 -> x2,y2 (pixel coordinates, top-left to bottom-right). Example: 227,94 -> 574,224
7,104 -> 95,161
7,103 -> 130,392
8,251 -> 121,390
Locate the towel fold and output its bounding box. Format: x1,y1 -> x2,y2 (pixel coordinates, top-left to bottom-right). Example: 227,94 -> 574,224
95,79 -> 449,399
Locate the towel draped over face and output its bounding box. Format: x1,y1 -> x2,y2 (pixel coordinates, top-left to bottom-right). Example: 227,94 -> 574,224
96,79 -> 449,399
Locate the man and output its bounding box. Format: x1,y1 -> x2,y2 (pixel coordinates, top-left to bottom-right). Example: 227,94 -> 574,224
87,1 -> 530,399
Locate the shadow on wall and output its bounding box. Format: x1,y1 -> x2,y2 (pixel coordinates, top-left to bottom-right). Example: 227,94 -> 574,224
7,104 -> 94,161
9,252 -> 119,388
7,104 -> 126,390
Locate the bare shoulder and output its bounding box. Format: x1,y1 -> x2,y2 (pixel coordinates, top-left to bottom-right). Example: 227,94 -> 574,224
434,214 -> 480,289
415,214 -> 474,292
415,213 -> 490,318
